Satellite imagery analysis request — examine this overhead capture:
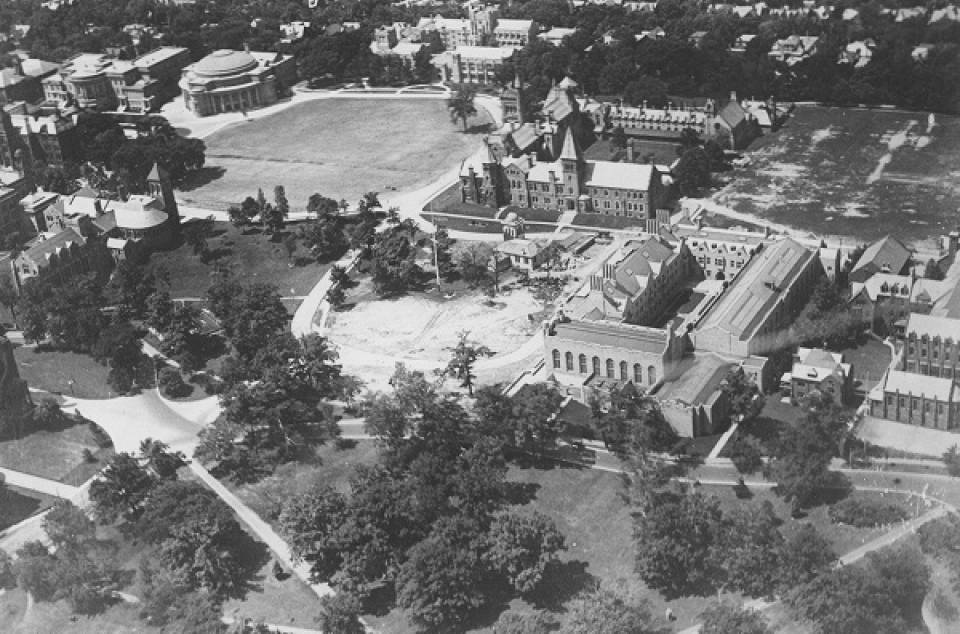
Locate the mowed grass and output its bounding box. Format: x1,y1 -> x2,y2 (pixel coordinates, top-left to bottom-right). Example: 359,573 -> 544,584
0,588 -> 157,634
178,98 -> 491,211
222,557 -> 323,629
149,222 -> 329,303
716,105 -> 960,245
13,345 -> 111,399
839,337 -> 892,392
0,422 -> 113,485
0,485 -> 58,531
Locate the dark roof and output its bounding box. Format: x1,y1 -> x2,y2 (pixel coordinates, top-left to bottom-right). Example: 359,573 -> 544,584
21,228 -> 84,267
655,354 -> 732,405
850,235 -> 911,282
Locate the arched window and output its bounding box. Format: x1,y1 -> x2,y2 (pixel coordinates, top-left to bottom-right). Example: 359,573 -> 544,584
579,354 -> 588,374
606,358 -> 615,378
565,351 -> 574,371
647,365 -> 656,384
592,356 -> 600,376
634,363 -> 643,384
553,349 -> 561,369
620,361 -> 628,381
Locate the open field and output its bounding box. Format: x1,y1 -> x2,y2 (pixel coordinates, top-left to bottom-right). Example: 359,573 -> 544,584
177,98 -> 491,211
0,422 -> 113,485
13,346 -> 111,399
0,588 -> 157,634
713,105 -> 960,248
149,222 -> 329,304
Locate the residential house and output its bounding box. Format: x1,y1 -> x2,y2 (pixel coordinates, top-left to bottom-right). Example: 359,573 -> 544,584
280,21 -> 311,43
838,39 -> 875,67
496,238 -> 550,271
730,34 -> 757,54
768,36 -> 819,65
538,27 -> 577,46
913,43 -> 936,62
783,347 -> 852,405
929,5 -> 960,22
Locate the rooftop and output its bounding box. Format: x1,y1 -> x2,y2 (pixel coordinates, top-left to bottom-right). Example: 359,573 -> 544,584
550,319 -> 670,355
20,228 -> 84,266
133,46 -> 189,68
584,160 -> 655,190
905,312 -> 960,341
850,235 -> 911,281
882,369 -> 956,401
655,353 -> 732,405
450,46 -> 515,60
697,237 -> 815,340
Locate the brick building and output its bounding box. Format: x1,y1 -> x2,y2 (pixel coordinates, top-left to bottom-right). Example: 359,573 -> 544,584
868,370 -> 959,430
902,313 -> 960,380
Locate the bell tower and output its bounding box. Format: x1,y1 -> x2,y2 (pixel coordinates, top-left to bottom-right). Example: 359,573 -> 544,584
146,163 -> 180,231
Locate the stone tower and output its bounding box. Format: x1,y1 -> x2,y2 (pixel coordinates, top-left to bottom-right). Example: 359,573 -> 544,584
0,334 -> 32,437
559,129 -> 582,210
146,163 -> 180,231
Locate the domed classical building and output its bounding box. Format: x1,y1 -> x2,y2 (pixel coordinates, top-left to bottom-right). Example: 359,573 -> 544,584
179,48 -> 296,117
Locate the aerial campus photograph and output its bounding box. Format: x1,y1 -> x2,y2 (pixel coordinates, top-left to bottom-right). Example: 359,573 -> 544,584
2,1 -> 960,634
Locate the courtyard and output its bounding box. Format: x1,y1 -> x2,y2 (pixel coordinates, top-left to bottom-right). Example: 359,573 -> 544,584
176,98 -> 492,211
711,105 -> 960,250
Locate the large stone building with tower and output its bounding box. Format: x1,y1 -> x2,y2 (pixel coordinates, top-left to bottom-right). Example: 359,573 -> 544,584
179,48 -> 296,117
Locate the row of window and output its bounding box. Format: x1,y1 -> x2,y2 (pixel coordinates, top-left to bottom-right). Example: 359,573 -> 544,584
884,394 -> 948,415
908,345 -> 960,361
552,350 -> 657,384
904,362 -> 956,378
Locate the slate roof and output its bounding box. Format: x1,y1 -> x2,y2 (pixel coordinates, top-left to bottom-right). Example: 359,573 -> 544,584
905,312 -> 960,341
584,161 -> 654,190
20,228 -> 84,267
882,369 -> 956,401
849,235 -> 911,282
655,353 -> 732,405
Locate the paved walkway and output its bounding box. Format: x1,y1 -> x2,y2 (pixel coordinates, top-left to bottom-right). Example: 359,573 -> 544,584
0,467 -> 80,499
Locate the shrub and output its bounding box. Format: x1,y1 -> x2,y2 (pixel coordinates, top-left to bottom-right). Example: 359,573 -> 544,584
88,422 -> 113,449
158,368 -> 193,399
828,497 -> 909,528
82,448 -> 97,463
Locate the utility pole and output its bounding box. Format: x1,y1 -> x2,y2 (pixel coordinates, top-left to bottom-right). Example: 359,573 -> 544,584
431,232 -> 442,294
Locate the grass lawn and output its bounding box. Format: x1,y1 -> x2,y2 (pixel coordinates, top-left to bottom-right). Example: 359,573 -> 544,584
222,558 -> 322,629
149,222 -> 330,303
839,336 -> 892,393
713,105 -> 960,246
0,588 -> 157,634
572,213 -> 648,230
424,182 -> 501,218
13,346 -> 111,399
226,440 -> 380,529
0,485 -> 58,531
178,98 -> 491,211
0,421 -> 113,485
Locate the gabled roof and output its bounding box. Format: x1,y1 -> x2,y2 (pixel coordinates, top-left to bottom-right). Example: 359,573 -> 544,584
559,128 -> 580,161
882,370 -> 955,401
718,100 -> 747,128
496,238 -> 545,258
551,319 -> 670,354
850,235 -> 911,282
19,228 -> 84,267
584,161 -> 654,190
905,312 -> 960,341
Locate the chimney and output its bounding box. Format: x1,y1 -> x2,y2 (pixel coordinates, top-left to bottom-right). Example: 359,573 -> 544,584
949,229 -> 959,257
548,170 -> 555,183
730,90 -> 737,103
626,142 -> 634,162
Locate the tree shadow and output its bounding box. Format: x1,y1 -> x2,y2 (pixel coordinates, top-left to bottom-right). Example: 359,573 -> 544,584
226,530 -> 272,601
363,583 -> 396,617
505,481 -> 540,506
464,122 -> 494,135
527,560 -> 596,611
177,166 -> 226,192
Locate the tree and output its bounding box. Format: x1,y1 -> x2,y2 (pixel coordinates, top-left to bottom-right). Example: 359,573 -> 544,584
371,225 -> 422,296
0,549 -> 15,590
673,146 -> 711,196
710,502 -> 783,597
457,242 -> 495,287
109,260 -> 162,319
307,193 -> 339,216
634,490 -> 723,597
776,524 -> 835,591
447,85 -> 478,130
562,582 -> 662,634
282,233 -> 298,264
318,593 -> 365,634
484,511 -> 566,594
721,368 -> 765,424
434,227 -> 457,282
32,396 -> 65,429
445,330 -> 492,396
139,437 -> 186,479
160,303 -> 204,372
0,277 -> 19,325
182,216 -> 214,261
93,319 -> 144,393
700,601 -> 771,634
138,480 -> 257,596
611,125 -> 627,149
278,486 -> 348,582
593,384 -> 680,458
299,215 -> 348,262
145,290 -> 175,333
493,611 -> 557,634
395,516 -> 490,630
925,258 -> 944,280
43,501 -> 96,551
216,283 -> 289,360
729,435 -> 764,474
943,444 -> 960,477
88,452 -> 158,523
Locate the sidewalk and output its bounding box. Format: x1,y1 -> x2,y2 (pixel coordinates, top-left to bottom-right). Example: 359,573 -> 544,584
0,466 -> 80,498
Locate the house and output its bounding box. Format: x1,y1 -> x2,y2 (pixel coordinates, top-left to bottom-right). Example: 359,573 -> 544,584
929,5 -> 960,22
693,238 -> 823,357
838,40 -> 875,67
689,31 -> 709,47
538,27 -> 577,46
848,235 -> 912,283
496,238 -> 550,271
842,8 -> 859,20
782,347 -> 852,405
730,34 -> 757,54
280,21 -> 311,43
768,36 -> 819,65
868,370 -> 959,430
912,43 -> 936,62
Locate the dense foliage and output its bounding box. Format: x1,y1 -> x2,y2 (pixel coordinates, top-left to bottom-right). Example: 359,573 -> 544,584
828,496 -> 909,528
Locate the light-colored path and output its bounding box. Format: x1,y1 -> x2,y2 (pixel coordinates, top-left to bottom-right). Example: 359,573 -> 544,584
0,467 -> 80,499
